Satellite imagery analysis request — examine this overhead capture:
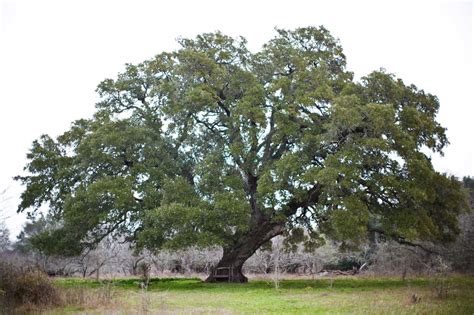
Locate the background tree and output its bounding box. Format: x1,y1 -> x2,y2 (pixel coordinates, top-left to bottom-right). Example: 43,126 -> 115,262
16,27 -> 469,282
15,215 -> 60,271
0,189 -> 11,253
0,222 -> 9,253
444,177 -> 474,272
73,236 -> 120,280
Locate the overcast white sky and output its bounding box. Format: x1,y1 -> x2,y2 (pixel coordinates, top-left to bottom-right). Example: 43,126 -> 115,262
0,0 -> 472,238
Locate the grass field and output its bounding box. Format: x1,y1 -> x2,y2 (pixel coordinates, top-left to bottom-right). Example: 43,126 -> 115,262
47,275 -> 474,314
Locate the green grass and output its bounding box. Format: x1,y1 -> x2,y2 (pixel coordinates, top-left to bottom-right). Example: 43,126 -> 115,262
51,275 -> 474,314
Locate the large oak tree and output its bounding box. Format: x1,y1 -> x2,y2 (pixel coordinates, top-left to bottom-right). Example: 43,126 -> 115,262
16,27 -> 468,282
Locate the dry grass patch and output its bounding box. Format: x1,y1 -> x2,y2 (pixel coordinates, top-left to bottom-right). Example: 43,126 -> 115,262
58,282 -> 120,312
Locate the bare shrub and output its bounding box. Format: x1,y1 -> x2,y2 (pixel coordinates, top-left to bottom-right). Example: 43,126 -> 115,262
138,261 -> 151,289
272,236 -> 283,289
430,256 -> 450,299
14,269 -> 59,306
140,287 -> 151,313
0,261 -> 60,312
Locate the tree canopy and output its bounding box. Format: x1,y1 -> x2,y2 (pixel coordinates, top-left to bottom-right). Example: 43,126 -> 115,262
16,26 -> 469,282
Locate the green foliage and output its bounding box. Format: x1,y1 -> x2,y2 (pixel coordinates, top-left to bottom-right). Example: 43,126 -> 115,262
16,26 -> 468,259
323,257 -> 361,271
15,214 -> 57,254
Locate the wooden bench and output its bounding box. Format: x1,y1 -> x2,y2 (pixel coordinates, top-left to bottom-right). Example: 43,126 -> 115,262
213,266 -> 233,282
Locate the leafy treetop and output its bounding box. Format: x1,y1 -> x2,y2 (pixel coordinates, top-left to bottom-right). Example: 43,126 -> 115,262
16,27 -> 468,262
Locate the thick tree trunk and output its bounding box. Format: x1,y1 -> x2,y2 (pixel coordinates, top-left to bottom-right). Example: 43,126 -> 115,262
205,221 -> 284,283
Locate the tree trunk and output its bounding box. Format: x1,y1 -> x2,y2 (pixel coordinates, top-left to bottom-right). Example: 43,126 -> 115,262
205,221 -> 284,283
